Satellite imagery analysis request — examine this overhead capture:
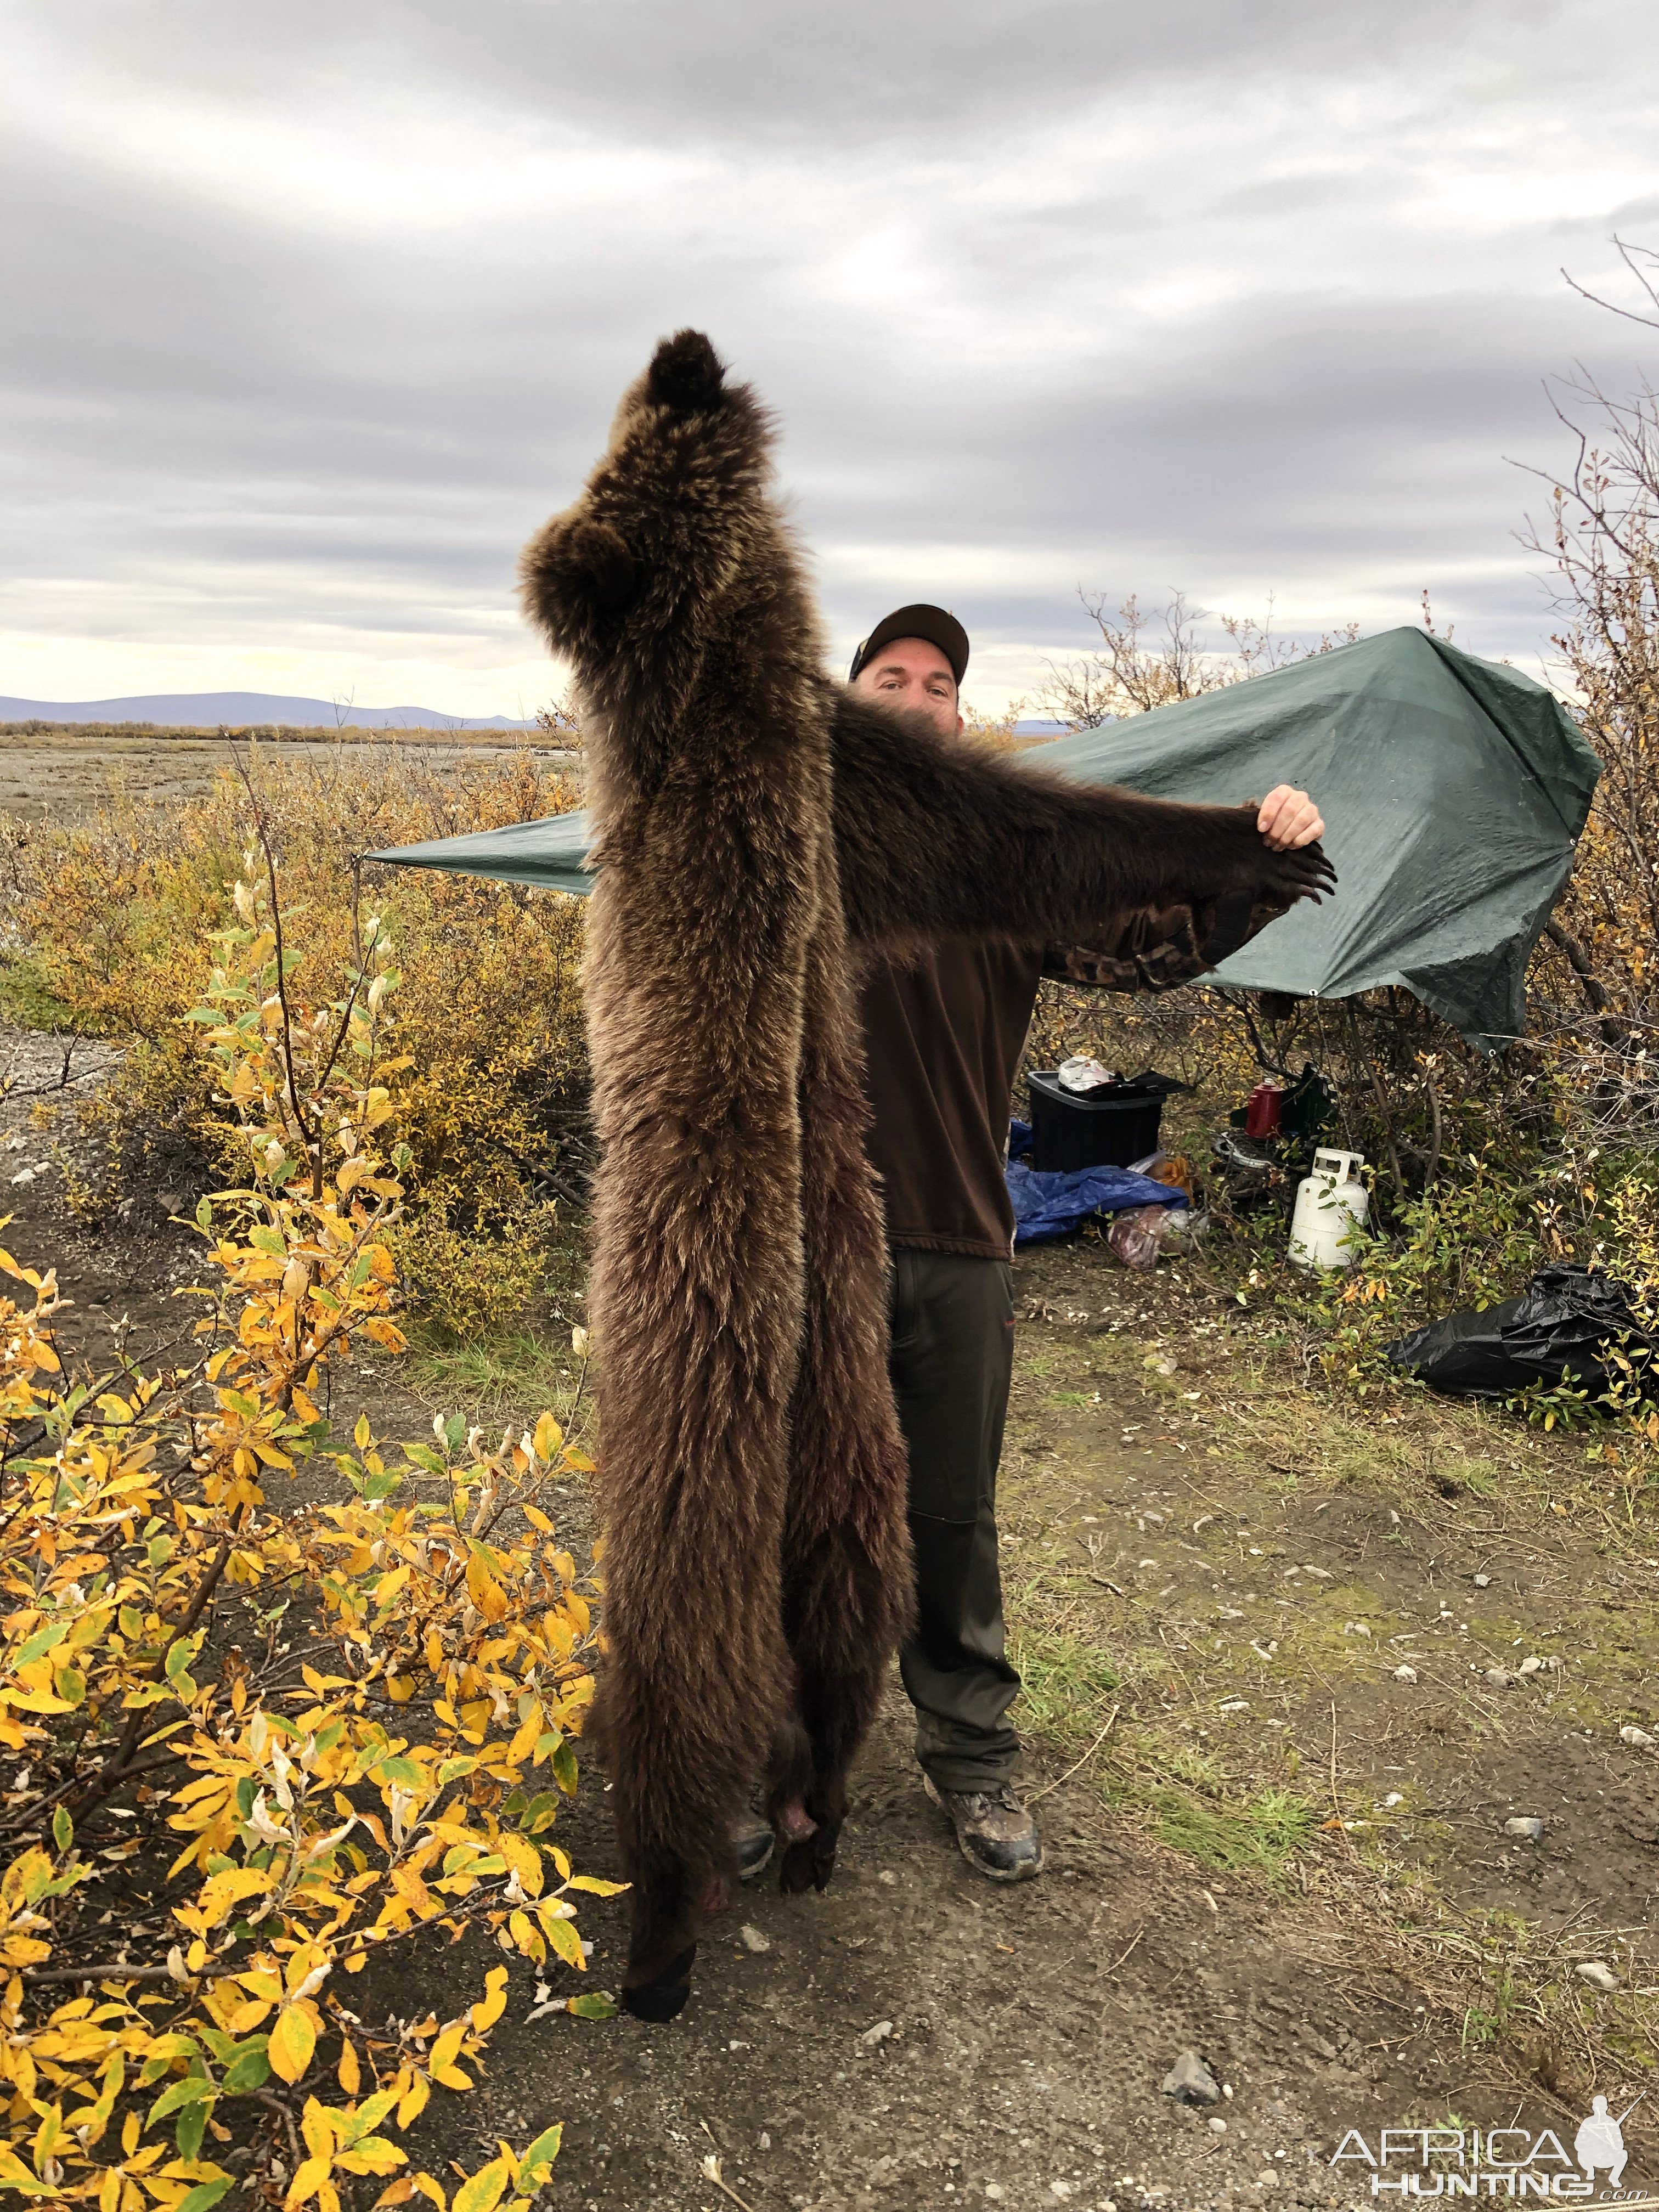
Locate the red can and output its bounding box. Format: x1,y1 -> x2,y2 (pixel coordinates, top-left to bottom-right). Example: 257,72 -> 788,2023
1245,1081 -> 1283,1138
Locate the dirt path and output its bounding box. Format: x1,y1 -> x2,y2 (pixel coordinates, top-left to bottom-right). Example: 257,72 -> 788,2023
7,1037 -> 1657,2211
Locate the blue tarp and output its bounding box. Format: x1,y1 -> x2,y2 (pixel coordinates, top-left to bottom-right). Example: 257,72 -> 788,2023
1004,1120 -> 1188,1246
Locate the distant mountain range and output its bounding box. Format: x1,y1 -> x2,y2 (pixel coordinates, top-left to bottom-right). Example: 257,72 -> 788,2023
0,691 -> 538,730
0,690 -> 1070,739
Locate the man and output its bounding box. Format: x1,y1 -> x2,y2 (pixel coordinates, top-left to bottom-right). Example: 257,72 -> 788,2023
847,604 -> 1324,1882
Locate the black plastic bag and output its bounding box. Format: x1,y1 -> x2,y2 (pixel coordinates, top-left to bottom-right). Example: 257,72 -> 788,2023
1385,1265 -> 1652,1403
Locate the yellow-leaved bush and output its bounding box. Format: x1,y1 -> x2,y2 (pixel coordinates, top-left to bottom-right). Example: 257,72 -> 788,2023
0,867 -> 617,2212
1,743 -> 589,1336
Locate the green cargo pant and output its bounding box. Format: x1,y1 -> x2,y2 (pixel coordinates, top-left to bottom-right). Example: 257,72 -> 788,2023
889,1247 -> 1022,1792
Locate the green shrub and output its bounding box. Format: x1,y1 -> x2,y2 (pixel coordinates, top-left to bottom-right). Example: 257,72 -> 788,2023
0,950 -> 72,1029
393,1196 -> 557,1340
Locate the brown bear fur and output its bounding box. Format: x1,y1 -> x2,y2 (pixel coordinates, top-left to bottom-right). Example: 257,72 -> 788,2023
518,330 -> 1333,2019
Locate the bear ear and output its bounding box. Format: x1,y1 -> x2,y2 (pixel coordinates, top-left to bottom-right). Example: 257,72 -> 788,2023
566,518 -> 637,613
522,514 -> 637,626
647,329 -> 726,414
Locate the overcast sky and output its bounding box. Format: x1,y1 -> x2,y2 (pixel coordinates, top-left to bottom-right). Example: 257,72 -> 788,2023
4,1 -> 1658,716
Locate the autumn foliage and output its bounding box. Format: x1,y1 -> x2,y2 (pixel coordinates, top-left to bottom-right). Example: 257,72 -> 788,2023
0,743 -> 589,1337
1,864 -> 614,2210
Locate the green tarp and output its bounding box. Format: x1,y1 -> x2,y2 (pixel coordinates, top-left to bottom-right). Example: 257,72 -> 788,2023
370,625 -> 1599,1050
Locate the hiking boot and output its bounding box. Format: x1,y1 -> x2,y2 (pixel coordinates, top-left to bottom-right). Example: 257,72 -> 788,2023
734,1813 -> 774,1881
922,1774 -> 1044,1883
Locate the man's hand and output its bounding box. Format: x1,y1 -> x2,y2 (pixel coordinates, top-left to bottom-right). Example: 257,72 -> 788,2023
1257,785 -> 1324,851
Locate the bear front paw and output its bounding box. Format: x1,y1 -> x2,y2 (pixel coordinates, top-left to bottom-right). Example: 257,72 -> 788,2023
647,329 -> 726,414
1262,838 -> 1337,905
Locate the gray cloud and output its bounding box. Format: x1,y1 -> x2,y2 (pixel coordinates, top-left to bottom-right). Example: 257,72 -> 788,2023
2,0 -> 1657,712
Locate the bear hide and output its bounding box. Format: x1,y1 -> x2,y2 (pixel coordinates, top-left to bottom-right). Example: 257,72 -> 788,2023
518,329 -> 1334,2020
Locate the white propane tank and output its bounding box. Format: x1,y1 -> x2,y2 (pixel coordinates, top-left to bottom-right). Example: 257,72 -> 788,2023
1288,1148 -> 1370,1269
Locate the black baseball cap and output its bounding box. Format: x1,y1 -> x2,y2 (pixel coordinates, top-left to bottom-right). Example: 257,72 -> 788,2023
848,603 -> 970,688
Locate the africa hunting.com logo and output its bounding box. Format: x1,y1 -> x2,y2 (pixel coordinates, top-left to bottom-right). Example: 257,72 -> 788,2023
1330,2096 -> 1651,2200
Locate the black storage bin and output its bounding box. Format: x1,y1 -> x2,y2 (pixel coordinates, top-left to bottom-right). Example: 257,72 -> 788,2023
1026,1070 -> 1169,1172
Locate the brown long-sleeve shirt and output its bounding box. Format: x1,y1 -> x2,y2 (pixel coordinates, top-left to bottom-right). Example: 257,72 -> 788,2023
860,940 -> 1044,1261
859,890 -> 1268,1260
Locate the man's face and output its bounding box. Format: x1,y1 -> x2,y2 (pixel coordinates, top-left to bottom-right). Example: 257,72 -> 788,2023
853,635 -> 962,739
